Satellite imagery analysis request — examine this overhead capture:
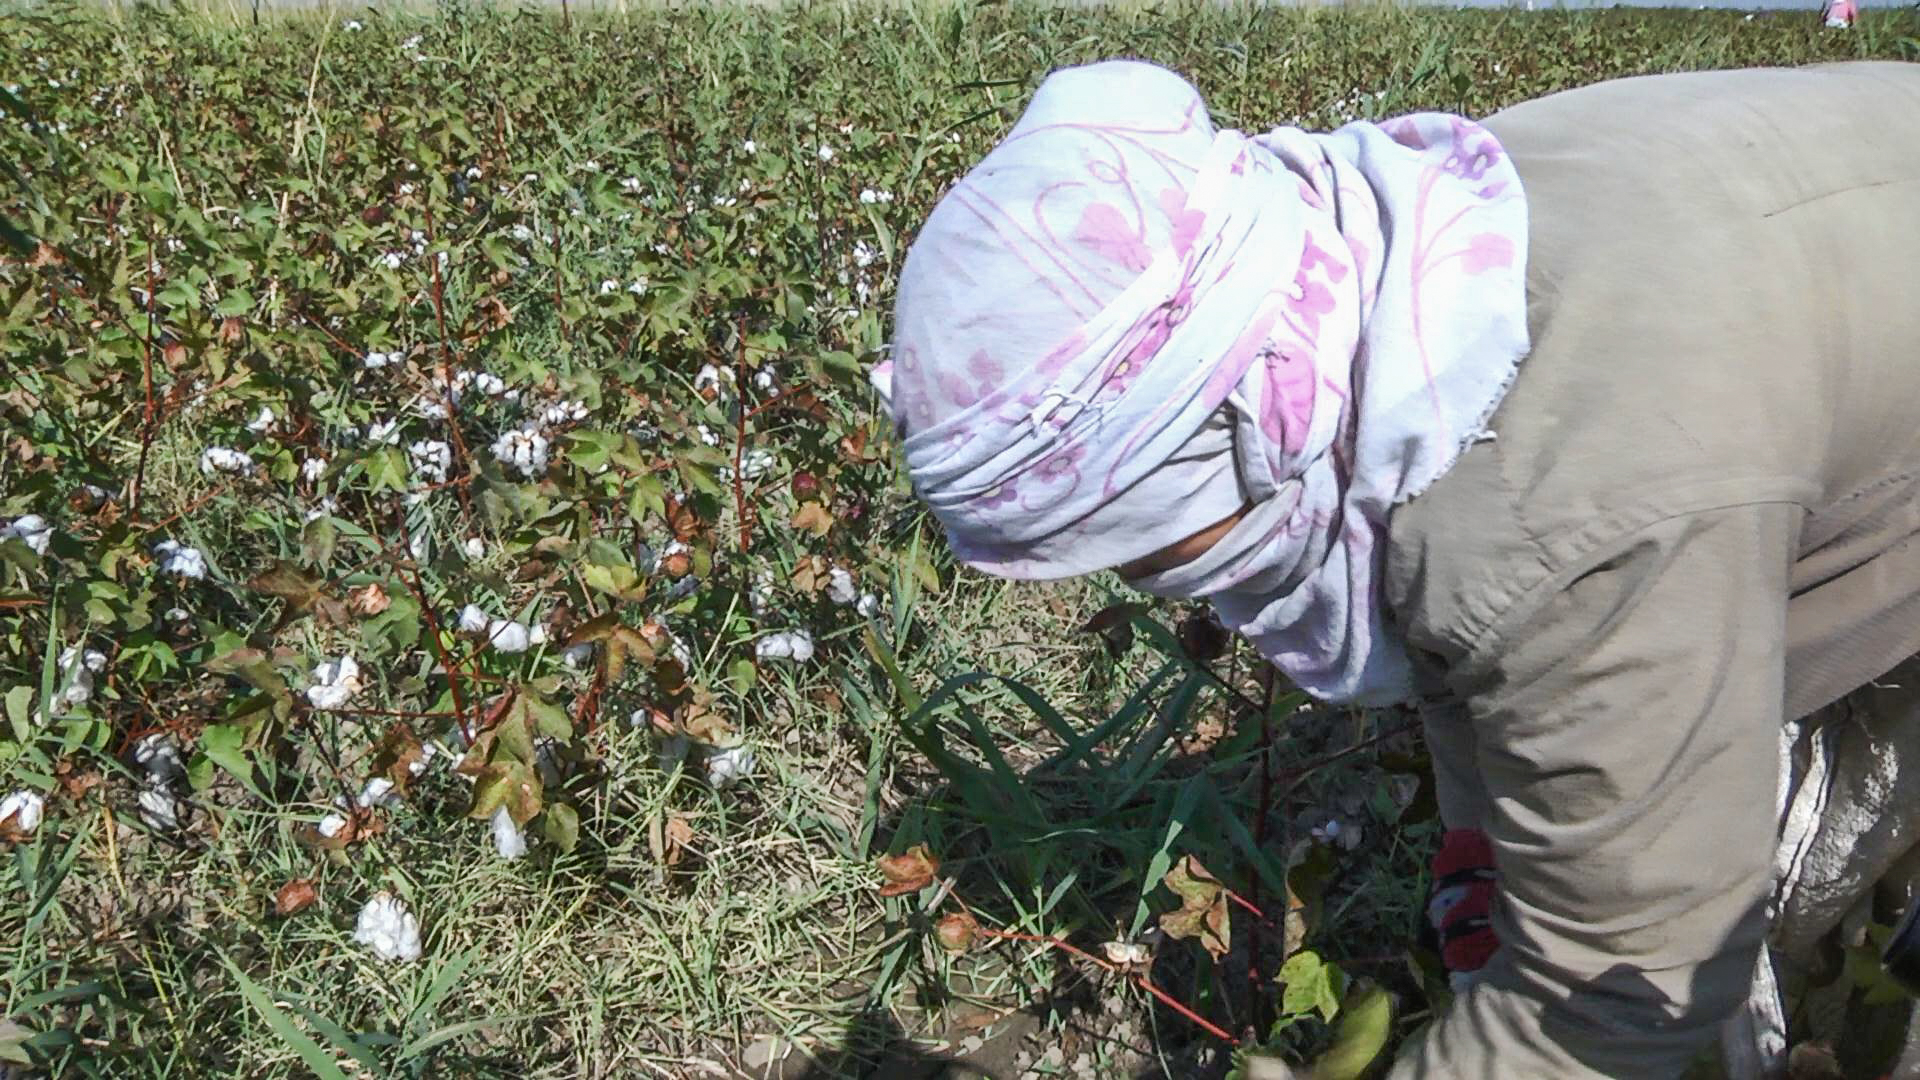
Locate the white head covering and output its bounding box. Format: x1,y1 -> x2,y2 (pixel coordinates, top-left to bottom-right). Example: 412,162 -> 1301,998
874,60 -> 1529,705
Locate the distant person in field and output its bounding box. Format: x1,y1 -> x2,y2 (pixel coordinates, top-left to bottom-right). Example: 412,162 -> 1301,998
873,59 -> 1920,1078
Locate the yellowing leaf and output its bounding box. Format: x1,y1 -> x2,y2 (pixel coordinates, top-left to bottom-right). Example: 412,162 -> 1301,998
1306,983 -> 1394,1080
1159,855 -> 1230,961
1280,949 -> 1345,1025
791,501 -> 833,537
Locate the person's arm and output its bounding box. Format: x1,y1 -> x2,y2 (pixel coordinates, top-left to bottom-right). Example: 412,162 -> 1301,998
1390,504 -> 1795,1078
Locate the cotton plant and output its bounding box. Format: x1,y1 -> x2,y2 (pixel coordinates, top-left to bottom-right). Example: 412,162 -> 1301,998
1,514 -> 51,555
353,892 -> 423,963
458,604 -> 548,653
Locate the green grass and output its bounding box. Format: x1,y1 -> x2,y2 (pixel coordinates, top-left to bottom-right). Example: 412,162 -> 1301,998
1,2 -> 1917,1077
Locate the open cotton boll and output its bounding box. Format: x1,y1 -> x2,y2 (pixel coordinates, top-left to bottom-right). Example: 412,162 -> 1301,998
755,631 -> 815,663
55,645 -> 107,710
138,781 -> 185,831
246,406 -> 275,434
306,655 -> 363,710
353,892 -> 423,962
198,446 -> 255,476
0,791 -> 44,834
152,539 -> 208,580
356,777 -> 399,809
134,733 -> 187,784
561,643 -> 594,669
317,811 -> 350,838
458,605 -> 547,653
0,514 -> 51,556
490,805 -> 527,860
490,428 -> 550,479
856,593 -> 882,618
826,567 -> 858,606
707,745 -> 756,789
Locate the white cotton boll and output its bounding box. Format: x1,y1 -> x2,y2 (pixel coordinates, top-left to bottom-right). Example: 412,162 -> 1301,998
317,811 -> 349,838
380,251 -> 404,270
471,372 -> 506,397
0,791 -> 44,834
246,406 -> 275,434
599,279 -> 618,295
755,631 -> 815,664
353,892 -> 423,962
463,536 -> 485,559
458,604 -> 491,635
693,364 -> 726,396
741,139 -> 757,155
741,448 -> 775,479
357,777 -> 399,810
366,417 -> 401,444
752,368 -> 778,393
344,18 -> 362,29
2,514 -> 52,555
153,539 -> 208,580
817,144 -> 834,162
363,350 -> 398,370
707,745 -> 755,790
489,428 -> 550,479
621,176 -> 642,193
562,643 -> 593,669
300,457 -> 328,483
852,241 -> 878,269
306,655 -> 363,710
490,805 -> 527,860
856,592 -> 881,618
696,425 -> 719,448
166,607 -> 190,622
627,279 -> 648,296
748,572 -> 775,616
134,733 -> 186,784
408,440 -> 452,485
407,530 -> 430,563
138,780 -> 185,831
305,496 -> 338,524
55,645 -> 106,709
539,400 -> 589,428
198,446 -> 254,477
826,567 -> 858,606
399,34 -> 422,50
485,621 -> 534,653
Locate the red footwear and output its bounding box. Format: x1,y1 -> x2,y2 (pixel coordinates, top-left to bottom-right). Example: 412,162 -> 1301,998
1429,829 -> 1500,981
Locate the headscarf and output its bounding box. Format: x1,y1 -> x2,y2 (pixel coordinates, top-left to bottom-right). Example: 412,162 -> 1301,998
873,60 -> 1529,705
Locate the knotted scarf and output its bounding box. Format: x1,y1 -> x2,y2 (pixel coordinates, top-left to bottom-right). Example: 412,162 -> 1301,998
874,60 -> 1529,705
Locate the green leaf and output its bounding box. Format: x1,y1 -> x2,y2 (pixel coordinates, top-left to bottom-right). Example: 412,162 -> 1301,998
5,685 -> 32,744
582,559 -> 641,599
1280,950 -> 1346,1025
1307,983 -> 1394,1080
214,289 -> 254,317
198,722 -> 253,781
365,447 -> 410,493
219,955 -> 353,1080
540,802 -> 579,853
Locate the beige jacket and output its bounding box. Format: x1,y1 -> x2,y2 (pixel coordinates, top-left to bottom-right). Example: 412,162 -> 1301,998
1381,62 -> 1920,1077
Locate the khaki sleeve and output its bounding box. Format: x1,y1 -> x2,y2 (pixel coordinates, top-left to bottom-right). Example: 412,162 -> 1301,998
1390,504 -> 1796,1078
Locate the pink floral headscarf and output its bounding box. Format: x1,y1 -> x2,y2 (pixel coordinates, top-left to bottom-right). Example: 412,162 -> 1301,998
873,60 -> 1529,705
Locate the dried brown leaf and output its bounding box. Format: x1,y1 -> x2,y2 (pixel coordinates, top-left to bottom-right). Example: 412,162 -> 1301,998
790,501 -> 834,538
347,582 -> 392,616
273,878 -> 319,917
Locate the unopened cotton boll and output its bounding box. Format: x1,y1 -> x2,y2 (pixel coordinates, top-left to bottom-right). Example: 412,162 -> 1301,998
755,631 -> 815,663
490,805 -> 528,859
0,791 -> 44,834
199,446 -> 255,476
353,892 -> 423,962
826,567 -> 858,606
707,745 -> 755,790
153,539 -> 208,580
1,514 -> 52,555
